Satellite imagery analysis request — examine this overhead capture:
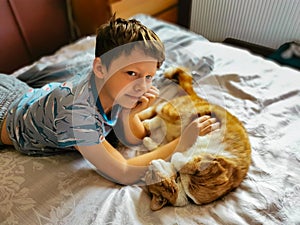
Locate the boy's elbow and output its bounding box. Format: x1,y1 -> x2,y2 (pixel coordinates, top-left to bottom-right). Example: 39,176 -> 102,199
111,173 -> 141,186
100,163 -> 145,185
114,177 -> 139,186
123,134 -> 144,146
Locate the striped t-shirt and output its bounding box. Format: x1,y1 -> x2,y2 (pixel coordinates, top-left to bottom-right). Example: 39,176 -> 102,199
6,73 -> 121,155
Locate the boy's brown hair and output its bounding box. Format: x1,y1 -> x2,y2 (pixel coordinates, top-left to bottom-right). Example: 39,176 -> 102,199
95,15 -> 165,69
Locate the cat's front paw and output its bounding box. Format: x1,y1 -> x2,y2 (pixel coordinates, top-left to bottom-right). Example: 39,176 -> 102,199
143,137 -> 159,151
143,119 -> 151,133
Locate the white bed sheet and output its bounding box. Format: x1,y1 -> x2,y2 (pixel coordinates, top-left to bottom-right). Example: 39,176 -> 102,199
1,14 -> 300,225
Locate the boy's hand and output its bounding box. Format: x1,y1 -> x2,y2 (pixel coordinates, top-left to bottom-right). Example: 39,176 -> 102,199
178,115 -> 220,151
131,86 -> 159,114
120,86 -> 159,143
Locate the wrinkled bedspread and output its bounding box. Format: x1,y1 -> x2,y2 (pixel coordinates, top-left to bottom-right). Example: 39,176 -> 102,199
1,14 -> 300,225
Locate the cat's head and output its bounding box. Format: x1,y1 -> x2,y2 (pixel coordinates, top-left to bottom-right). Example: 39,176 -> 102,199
145,159 -> 188,210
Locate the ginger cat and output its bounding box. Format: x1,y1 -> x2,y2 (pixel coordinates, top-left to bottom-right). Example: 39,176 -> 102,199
140,67 -> 251,211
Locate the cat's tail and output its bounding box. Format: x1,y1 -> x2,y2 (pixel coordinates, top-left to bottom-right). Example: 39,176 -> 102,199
164,67 -> 204,101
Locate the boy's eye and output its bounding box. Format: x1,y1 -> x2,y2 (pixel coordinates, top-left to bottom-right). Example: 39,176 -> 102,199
127,71 -> 137,76
145,75 -> 153,80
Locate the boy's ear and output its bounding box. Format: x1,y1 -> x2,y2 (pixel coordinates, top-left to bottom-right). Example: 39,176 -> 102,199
93,57 -> 105,79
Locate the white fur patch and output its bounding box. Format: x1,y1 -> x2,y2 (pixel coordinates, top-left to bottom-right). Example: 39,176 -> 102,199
150,159 -> 175,178
171,130 -> 234,172
174,177 -> 189,206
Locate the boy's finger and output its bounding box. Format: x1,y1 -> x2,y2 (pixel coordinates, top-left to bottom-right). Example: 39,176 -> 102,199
198,117 -> 216,126
147,86 -> 160,96
198,115 -> 211,122
212,122 -> 220,130
150,85 -> 159,92
138,96 -> 149,107
199,121 -> 220,135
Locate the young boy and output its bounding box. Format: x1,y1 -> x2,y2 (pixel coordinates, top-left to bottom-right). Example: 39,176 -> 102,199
0,16 -> 219,184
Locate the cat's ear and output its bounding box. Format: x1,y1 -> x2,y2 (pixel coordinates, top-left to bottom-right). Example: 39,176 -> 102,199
93,57 -> 106,79
150,195 -> 168,211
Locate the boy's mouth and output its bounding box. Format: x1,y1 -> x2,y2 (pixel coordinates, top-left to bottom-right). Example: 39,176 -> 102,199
125,94 -> 141,101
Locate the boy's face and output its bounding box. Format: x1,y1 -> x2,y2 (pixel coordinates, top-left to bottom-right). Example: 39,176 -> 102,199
97,49 -> 158,109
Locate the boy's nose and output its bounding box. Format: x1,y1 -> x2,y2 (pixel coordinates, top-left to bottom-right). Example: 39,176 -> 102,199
133,79 -> 147,93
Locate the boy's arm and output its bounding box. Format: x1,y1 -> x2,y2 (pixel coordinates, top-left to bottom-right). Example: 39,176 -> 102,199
117,110 -> 147,145
76,115 -> 219,185
75,137 -> 180,185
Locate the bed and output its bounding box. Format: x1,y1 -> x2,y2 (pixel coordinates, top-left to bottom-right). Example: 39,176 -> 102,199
1,9 -> 300,225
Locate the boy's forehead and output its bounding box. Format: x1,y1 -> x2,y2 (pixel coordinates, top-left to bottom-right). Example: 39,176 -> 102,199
108,49 -> 158,72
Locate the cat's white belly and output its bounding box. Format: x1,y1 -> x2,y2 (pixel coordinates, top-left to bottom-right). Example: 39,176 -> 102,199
171,130 -> 235,172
